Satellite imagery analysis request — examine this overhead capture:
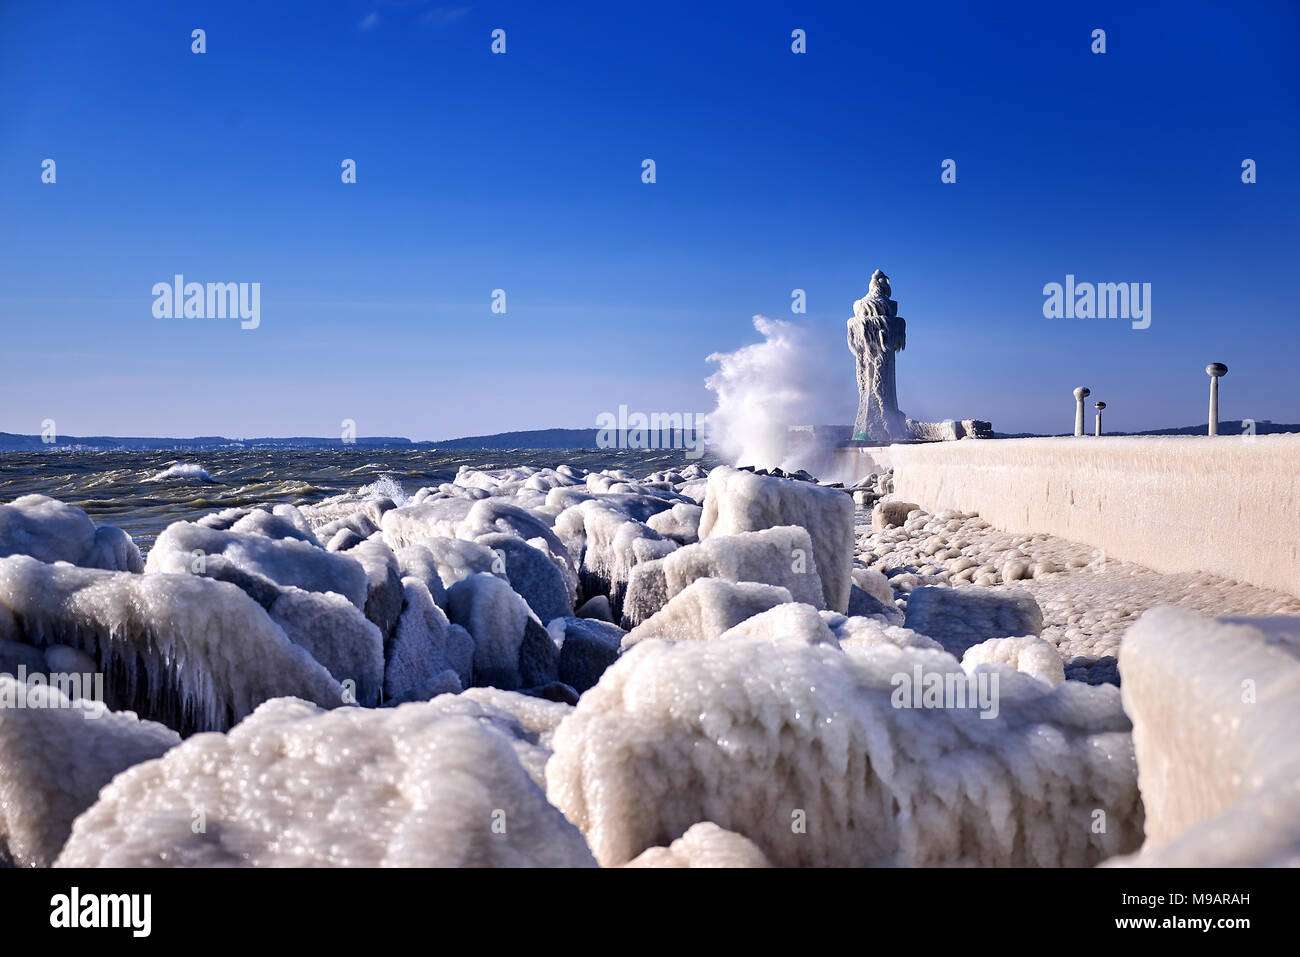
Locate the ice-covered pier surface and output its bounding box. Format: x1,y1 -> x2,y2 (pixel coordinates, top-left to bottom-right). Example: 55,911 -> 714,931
840,433 -> 1300,600
1,459 -> 1298,868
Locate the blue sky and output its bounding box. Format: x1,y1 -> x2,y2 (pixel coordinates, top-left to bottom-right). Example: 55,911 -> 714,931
1,0 -> 1296,440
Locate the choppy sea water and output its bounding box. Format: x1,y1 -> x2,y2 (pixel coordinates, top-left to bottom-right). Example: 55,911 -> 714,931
0,448 -> 720,551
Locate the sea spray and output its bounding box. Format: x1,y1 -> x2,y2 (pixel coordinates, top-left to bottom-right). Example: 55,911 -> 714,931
703,316 -> 858,479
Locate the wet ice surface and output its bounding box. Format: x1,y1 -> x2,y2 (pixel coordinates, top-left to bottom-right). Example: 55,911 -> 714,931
854,505 -> 1300,683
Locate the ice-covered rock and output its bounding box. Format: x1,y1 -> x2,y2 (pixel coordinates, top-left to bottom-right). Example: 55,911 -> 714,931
55,696 -> 596,867
715,601 -> 837,646
445,573 -> 557,690
0,676 -> 179,867
0,494 -> 143,572
962,635 -> 1065,687
903,586 -> 1043,657
146,521 -> 368,609
823,614 -> 944,653
385,579 -> 474,702
852,566 -> 895,608
967,634 -> 1066,686
548,636 -> 1141,867
348,538 -> 406,637
1107,609 -> 1300,867
699,466 -> 854,612
622,526 -> 825,628
230,507 -> 320,546
0,555 -> 344,733
872,500 -> 920,532
476,533 -> 573,623
646,503 -> 704,545
546,616 -> 625,693
265,586 -> 385,705
393,544 -> 448,606
624,823 -> 771,868
555,501 -> 676,619
621,579 -> 794,650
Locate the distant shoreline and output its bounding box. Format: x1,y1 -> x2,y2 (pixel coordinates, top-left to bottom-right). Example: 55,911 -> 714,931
0,421 -> 1294,452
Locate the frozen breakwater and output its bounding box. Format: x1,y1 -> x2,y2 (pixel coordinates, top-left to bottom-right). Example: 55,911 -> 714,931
1,457 -> 1298,867
848,434 -> 1300,600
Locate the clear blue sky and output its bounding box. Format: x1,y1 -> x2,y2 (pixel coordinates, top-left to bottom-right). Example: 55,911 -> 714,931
1,0 -> 1296,439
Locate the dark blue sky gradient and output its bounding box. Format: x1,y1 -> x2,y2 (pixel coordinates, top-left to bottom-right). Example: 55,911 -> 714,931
1,0 -> 1296,439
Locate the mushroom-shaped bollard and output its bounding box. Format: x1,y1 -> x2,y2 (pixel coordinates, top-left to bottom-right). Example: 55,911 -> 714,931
1094,401 -> 1106,437
1206,363 -> 1228,436
1073,386 -> 1091,437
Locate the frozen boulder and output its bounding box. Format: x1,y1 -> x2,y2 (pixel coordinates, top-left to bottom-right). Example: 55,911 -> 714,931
624,823 -> 771,868
477,533 -> 574,623
852,566 -> 895,608
229,507 -> 320,546
0,555 -> 345,733
55,696 -> 596,867
265,586 -> 385,706
147,521 -> 368,609
962,635 -> 1065,687
576,594 -> 614,622
621,579 -> 794,650
903,586 -> 1043,657
0,494 -> 142,572
445,573 -> 557,690
1108,609 -> 1300,867
646,503 -> 704,545
547,616 -> 625,693
555,502 -> 676,619
824,614 -> 944,653
715,602 -> 837,647
393,545 -> 448,606
348,538 -> 406,638
622,526 -> 825,628
385,579 -> 474,702
872,500 -> 920,532
699,466 -> 854,612
548,636 -> 1142,867
0,676 -> 180,867
846,584 -> 899,622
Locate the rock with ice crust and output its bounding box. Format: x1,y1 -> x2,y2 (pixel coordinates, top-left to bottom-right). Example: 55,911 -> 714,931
146,521 -> 368,609
55,695 -> 596,867
547,635 -> 1141,867
0,676 -> 179,867
962,635 -> 1065,687
621,579 -> 795,650
698,466 -> 854,612
624,823 -> 771,868
0,555 -> 345,733
1107,609 -> 1300,867
0,494 -> 143,572
622,526 -> 825,628
903,586 -> 1043,657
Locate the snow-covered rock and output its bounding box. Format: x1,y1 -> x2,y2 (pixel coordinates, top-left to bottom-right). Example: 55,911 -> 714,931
0,495 -> 143,572
903,586 -> 1043,656
0,555 -> 345,733
621,579 -> 795,650
547,635 -> 1141,867
476,532 -> 573,622
546,616 -> 624,692
0,677 -> 179,867
699,466 -> 854,612
146,521 -> 368,609
384,579 -> 474,702
962,635 -> 1065,687
715,602 -> 837,647
622,526 -> 825,627
55,696 -> 596,867
445,573 -> 556,690
624,823 -> 771,868
1108,609 -> 1300,867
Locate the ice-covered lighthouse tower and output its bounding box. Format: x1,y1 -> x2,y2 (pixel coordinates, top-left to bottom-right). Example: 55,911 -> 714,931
848,269 -> 909,443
